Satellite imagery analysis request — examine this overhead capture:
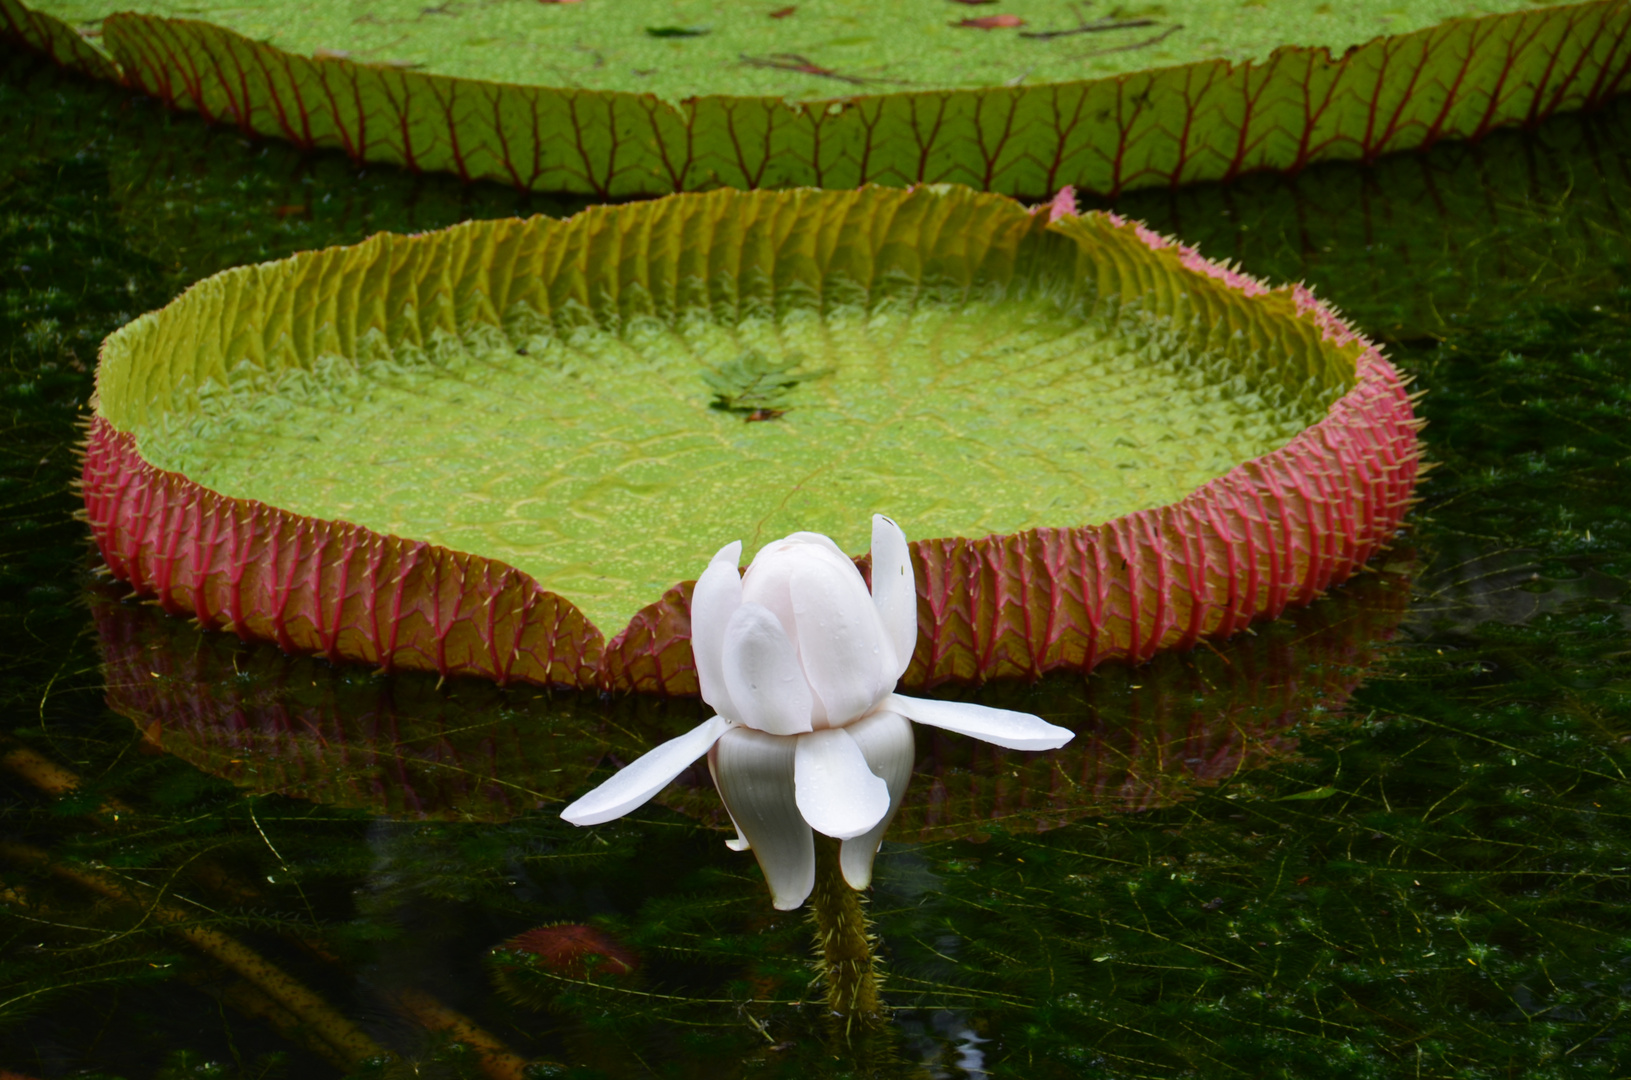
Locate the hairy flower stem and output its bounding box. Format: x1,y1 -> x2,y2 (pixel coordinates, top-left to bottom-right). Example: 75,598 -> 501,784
810,833 -> 883,1027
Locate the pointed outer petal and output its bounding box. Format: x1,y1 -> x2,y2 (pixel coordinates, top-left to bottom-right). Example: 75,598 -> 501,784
869,514 -> 917,682
793,727 -> 891,841
838,710 -> 915,890
884,693 -> 1075,751
790,555 -> 895,725
721,603 -> 814,736
705,754 -> 752,851
561,715 -> 732,826
690,540 -> 744,720
711,726 -> 815,910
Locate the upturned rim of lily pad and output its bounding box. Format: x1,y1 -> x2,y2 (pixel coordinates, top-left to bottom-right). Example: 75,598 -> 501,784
3,0 -> 1628,198
80,182 -> 1423,695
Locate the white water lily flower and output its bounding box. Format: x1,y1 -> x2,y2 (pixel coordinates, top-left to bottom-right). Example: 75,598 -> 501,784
561,515 -> 1073,909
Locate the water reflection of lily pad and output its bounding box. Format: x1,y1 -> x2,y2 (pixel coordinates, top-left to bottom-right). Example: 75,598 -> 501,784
92,588 -> 642,819
95,562 -> 1410,833
82,184 -> 1421,694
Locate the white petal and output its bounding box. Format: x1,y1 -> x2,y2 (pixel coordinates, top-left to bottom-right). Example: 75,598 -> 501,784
722,603 -> 814,736
561,715 -> 732,826
690,540 -> 743,720
739,540 -> 811,633
711,726 -> 814,910
837,710 -> 915,889
793,727 -> 891,840
783,531 -> 850,561
790,555 -> 894,725
884,693 -> 1074,751
869,514 -> 917,682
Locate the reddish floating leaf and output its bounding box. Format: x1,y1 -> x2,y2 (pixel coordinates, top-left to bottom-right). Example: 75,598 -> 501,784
495,924 -> 639,978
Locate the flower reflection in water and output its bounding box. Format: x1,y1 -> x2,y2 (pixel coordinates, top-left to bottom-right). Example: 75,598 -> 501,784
92,555 -> 1409,1032
94,565 -> 1410,845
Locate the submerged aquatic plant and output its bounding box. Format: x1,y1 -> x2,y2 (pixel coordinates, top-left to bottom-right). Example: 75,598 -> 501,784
561,515 -> 1073,910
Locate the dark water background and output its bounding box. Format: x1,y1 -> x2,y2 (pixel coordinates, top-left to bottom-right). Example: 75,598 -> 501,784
2,43 -> 1629,1079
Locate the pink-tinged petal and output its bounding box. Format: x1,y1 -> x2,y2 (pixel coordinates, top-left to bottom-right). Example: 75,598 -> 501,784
837,709 -> 914,889
561,715 -> 732,826
690,540 -> 744,720
711,726 -> 814,910
793,727 -> 891,840
722,603 -> 814,736
869,514 -> 917,682
790,555 -> 893,725
884,693 -> 1073,751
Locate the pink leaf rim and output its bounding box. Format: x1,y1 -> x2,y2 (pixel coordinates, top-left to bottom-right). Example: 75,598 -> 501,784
79,195 -> 1423,695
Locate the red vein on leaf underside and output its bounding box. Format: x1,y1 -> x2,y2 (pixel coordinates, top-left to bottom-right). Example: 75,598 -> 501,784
1162,61 -> 1224,189
1419,20 -> 1486,153
1581,2 -> 1631,106
526,88 -> 555,192
490,84 -> 527,190
720,97 -> 773,189
1041,81 -> 1092,194
434,78 -> 474,182
1289,47 -> 1353,172
1524,3 -> 1588,127
245,44 -> 306,147
974,89 -> 1022,192
852,97 -> 883,186
1221,57 -> 1281,183
910,93 -> 951,183
1471,10 -> 1557,141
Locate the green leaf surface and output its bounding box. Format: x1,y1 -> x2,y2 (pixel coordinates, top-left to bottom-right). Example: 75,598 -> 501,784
97,184 -> 1353,636
14,0 -> 1559,99
8,0 -> 1628,196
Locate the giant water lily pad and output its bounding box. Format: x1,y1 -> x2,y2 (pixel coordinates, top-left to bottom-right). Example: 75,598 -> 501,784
82,183 -> 1421,692
5,0 -> 1628,196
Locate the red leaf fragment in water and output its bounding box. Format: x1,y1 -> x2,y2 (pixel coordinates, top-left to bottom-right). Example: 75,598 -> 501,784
496,924 -> 638,978
769,5 -> 796,16
954,14 -> 1024,29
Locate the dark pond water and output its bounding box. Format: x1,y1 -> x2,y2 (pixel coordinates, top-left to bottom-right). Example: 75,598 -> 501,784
2,44 -> 1629,1080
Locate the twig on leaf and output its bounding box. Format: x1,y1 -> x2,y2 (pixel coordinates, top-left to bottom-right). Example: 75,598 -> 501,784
738,53 -> 876,85
1020,1 -> 1158,40
1068,23 -> 1183,58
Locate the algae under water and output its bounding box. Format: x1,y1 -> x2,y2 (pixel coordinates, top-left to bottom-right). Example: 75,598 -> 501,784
2,45 -> 1630,1080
